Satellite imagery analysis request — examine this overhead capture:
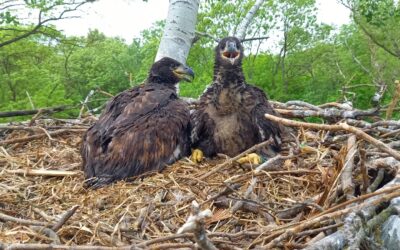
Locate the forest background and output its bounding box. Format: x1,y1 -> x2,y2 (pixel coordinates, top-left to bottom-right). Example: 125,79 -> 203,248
1,0 -> 399,122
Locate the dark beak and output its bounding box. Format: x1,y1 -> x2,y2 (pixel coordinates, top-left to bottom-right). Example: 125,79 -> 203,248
227,41 -> 237,52
173,65 -> 195,82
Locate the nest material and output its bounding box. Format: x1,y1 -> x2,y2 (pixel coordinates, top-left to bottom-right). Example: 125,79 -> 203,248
0,111 -> 399,249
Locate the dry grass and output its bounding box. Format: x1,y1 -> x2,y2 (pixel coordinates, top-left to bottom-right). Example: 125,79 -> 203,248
0,117 -> 398,249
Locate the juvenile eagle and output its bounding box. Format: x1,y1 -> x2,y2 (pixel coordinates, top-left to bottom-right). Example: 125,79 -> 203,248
81,57 -> 194,188
190,37 -> 282,164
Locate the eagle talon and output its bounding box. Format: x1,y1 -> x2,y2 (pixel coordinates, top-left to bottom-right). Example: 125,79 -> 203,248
237,153 -> 262,165
190,149 -> 204,163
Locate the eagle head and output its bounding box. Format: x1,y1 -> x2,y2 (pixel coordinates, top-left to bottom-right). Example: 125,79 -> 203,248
216,36 -> 243,66
149,57 -> 195,85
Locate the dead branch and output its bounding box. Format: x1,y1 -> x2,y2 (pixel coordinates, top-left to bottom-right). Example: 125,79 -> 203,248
231,178 -> 257,213
30,226 -> 61,244
6,169 -> 80,177
367,169 -> 385,193
214,196 -> 273,222
0,129 -> 86,146
136,233 -> 192,248
276,197 -> 322,220
254,153 -> 295,173
275,107 -> 379,119
264,114 -> 400,161
317,184 -> 400,218
201,183 -> 241,205
359,145 -> 369,194
0,212 -> 52,227
241,36 -> 270,42
340,135 -> 357,199
297,222 -> 344,238
236,0 -> 266,40
319,102 -> 353,110
305,172 -> 400,249
0,244 -> 134,250
199,138 -> 273,180
177,201 -> 217,250
262,189 -> 400,248
78,90 -> 95,119
285,101 -> 323,111
52,205 -> 79,232
0,106 -> 71,118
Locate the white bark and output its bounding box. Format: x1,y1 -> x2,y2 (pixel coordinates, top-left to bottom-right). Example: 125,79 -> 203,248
155,0 -> 200,64
236,0 -> 266,40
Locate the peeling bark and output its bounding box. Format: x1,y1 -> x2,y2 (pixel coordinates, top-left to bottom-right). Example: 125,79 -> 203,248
235,0 -> 266,40
155,0 -> 199,64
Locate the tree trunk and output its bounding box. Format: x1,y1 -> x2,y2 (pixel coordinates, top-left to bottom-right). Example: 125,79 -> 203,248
235,0 -> 266,40
155,0 -> 200,65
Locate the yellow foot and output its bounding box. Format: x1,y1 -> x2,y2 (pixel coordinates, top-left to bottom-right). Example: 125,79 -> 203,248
190,149 -> 204,163
237,153 -> 262,165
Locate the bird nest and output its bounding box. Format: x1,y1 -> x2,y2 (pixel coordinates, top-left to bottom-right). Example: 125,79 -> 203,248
1,104 -> 400,249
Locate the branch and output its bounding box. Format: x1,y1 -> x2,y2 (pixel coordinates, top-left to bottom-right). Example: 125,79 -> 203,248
254,153 -> 295,174
177,201 -> 217,250
0,128 -> 86,146
194,31 -> 219,43
274,107 -> 379,119
0,212 -> 51,227
340,135 -> 357,199
264,189 -> 400,248
285,101 -> 323,111
0,244 -> 133,250
236,0 -> 266,40
241,36 -> 269,42
264,114 -> 400,161
0,105 -> 71,118
5,169 -> 80,177
231,178 -> 257,213
198,138 -> 273,180
0,1 -> 91,48
52,205 -> 79,232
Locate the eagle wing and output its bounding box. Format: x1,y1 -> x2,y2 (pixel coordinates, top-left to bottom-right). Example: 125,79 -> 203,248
247,85 -> 282,150
81,85 -> 190,188
190,85 -> 218,156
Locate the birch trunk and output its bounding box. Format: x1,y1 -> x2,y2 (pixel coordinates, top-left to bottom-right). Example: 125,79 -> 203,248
235,0 -> 266,40
155,0 -> 200,64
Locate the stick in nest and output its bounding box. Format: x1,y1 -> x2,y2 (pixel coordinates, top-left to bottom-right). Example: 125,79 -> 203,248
177,200 -> 217,250
264,114 -> 400,161
199,138 -> 273,180
52,205 -> 79,232
261,189 -> 400,249
0,129 -> 86,146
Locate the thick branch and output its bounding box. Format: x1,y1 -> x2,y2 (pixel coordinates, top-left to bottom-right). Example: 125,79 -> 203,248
0,129 -> 86,146
275,107 -> 379,119
236,0 -> 266,40
5,169 -> 80,177
0,105 -> 70,118
340,135 -> 357,198
264,114 -> 400,161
